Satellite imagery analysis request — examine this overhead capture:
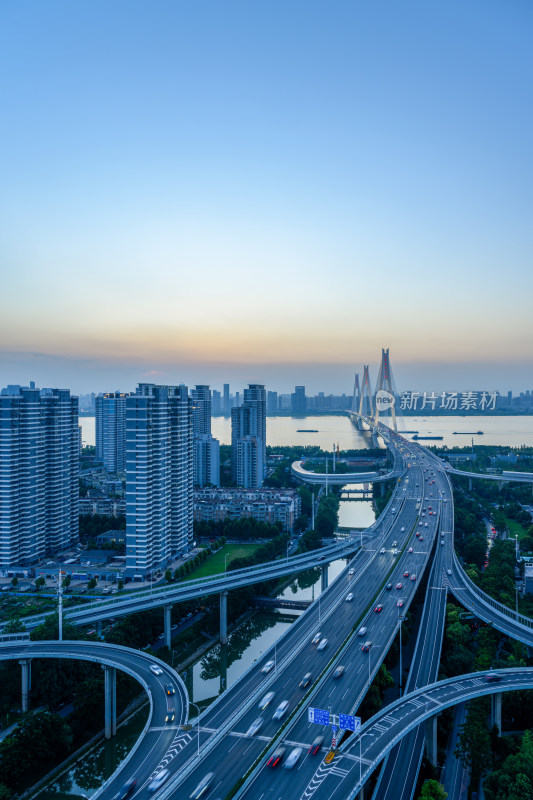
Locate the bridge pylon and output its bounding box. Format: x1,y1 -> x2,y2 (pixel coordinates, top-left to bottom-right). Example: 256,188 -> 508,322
373,348 -> 397,432
358,366 -> 373,425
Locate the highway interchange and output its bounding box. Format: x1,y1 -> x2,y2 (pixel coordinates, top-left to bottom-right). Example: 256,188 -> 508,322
1,419 -> 533,800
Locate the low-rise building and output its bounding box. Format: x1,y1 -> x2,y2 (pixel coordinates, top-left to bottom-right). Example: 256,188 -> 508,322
524,564 -> 533,596
79,498 -> 126,516
193,488 -> 301,533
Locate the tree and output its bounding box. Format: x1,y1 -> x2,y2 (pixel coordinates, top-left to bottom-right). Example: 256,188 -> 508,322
35,576 -> 45,590
0,784 -> 12,800
87,577 -> 97,590
117,579 -> 124,590
455,717 -> 492,784
0,711 -> 72,791
417,779 -> 447,800
3,618 -> 26,634
10,577 -> 18,588
164,569 -> 173,583
62,574 -> 71,589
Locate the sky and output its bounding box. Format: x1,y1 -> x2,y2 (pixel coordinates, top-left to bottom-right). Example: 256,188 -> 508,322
1,1 -> 532,395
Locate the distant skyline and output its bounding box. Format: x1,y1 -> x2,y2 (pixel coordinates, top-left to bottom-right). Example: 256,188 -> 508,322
2,2 -> 532,394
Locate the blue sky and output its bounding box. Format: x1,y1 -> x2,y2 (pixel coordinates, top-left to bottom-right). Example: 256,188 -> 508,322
1,1 -> 532,394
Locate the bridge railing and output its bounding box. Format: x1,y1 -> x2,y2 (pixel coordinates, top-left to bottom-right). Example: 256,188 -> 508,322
453,552 -> 533,630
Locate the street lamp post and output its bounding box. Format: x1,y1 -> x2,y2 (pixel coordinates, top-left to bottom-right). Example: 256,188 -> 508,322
189,701 -> 202,756
225,553 -> 229,574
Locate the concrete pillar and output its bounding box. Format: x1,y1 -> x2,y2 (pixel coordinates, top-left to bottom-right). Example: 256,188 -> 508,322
219,644 -> 227,694
321,564 -> 329,592
96,620 -> 102,639
102,665 -> 117,739
468,477 -> 472,491
491,692 -> 502,735
19,659 -> 31,713
380,482 -> 385,497
220,591 -> 228,645
425,715 -> 437,766
164,605 -> 173,650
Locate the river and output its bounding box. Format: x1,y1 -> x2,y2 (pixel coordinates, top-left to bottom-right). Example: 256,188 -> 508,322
80,414 -> 533,450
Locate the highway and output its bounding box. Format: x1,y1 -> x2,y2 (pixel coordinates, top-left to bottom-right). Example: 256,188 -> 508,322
151,433 -> 443,800
3,418 -> 531,800
0,640 -> 188,800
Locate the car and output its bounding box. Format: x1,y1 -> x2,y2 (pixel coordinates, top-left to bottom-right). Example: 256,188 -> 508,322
332,665 -> 345,679
348,568 -> 355,575
189,772 -> 214,799
148,769 -> 169,792
375,604 -> 383,613
379,548 -> 386,554
447,569 -> 452,575
392,541 -> 398,547
397,599 -> 403,607
317,638 -> 328,650
150,664 -> 163,676
114,779 -> 137,800
165,707 -> 175,723
419,522 -> 423,527
419,536 -> 424,542
261,660 -> 275,673
386,583 -> 393,590
357,626 -> 367,636
258,691 -> 275,710
345,593 -> 354,602
396,583 -> 402,590
165,683 -> 175,695
403,571 -> 409,578
284,747 -> 303,769
400,526 -> 405,532
361,640 -> 372,652
411,574 -> 416,581
485,673 -> 501,683
267,746 -> 286,767
246,717 -> 264,736
415,532 -> 420,538
392,548 -> 398,555
273,700 -> 289,720
299,672 -> 312,688
308,736 -> 324,755
441,540 -> 445,546
311,632 -> 322,645
408,547 -> 413,553
424,522 -> 428,527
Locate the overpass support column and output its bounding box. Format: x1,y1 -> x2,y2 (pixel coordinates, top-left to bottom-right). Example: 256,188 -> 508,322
96,620 -> 102,639
321,564 -> 329,592
468,478 -> 472,491
164,605 -> 173,650
380,482 -> 385,497
220,591 -> 228,645
425,714 -> 438,766
19,659 -> 31,713
102,665 -> 117,739
491,692 -> 502,735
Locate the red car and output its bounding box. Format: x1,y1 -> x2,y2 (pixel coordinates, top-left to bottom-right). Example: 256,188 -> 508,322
308,736 -> 324,755
267,746 -> 286,767
375,604 -> 383,613
397,599 -> 404,608
396,583 -> 402,590
403,571 -> 409,578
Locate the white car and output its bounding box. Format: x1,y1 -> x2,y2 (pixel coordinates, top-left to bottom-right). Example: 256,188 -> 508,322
246,717 -> 263,736
317,638 -> 328,651
273,700 -> 289,720
150,664 -> 163,676
284,747 -> 302,769
345,593 -> 353,602
348,569 -> 354,576
379,547 -> 386,554
258,691 -> 275,711
148,769 -> 169,792
261,660 -> 275,673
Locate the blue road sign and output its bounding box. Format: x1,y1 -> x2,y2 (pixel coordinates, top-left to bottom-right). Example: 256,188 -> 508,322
339,713 -> 361,732
308,707 -> 331,726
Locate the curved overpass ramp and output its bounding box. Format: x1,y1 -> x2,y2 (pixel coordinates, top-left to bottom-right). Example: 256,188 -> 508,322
336,668 -> 533,799
0,640 -> 187,799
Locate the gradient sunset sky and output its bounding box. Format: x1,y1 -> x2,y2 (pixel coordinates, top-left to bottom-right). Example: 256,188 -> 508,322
1,1 -> 532,394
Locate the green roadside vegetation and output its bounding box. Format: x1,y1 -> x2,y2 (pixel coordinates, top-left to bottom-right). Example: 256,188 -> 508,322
188,543 -> 266,579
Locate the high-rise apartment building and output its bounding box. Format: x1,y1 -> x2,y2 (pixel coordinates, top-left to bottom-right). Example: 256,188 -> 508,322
223,384 -> 230,416
0,384 -> 79,569
125,384 -> 193,580
231,384 -> 266,488
212,389 -> 222,415
291,385 -> 306,414
267,391 -> 278,414
190,385 -> 220,487
95,392 -> 128,472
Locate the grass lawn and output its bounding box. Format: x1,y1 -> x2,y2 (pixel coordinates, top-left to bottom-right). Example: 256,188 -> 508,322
504,517 -> 529,542
186,543 -> 263,580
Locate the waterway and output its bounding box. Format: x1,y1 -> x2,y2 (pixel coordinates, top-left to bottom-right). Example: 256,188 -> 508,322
80,414 -> 533,450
